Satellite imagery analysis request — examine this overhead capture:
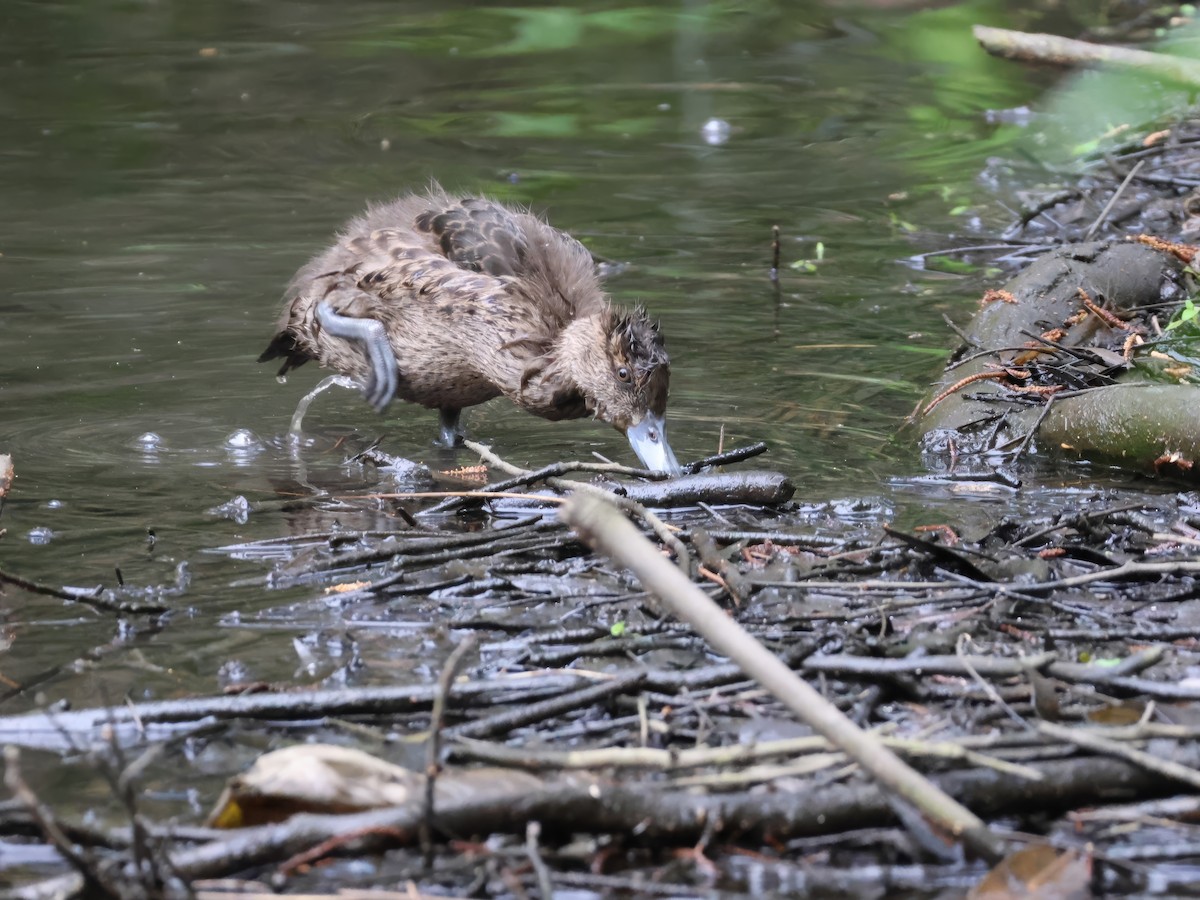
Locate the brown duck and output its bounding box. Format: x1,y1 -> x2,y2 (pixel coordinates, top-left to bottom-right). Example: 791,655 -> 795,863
259,189 -> 680,474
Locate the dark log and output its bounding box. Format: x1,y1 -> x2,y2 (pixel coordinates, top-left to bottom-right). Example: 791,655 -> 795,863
916,239 -> 1193,473
598,471 -> 795,507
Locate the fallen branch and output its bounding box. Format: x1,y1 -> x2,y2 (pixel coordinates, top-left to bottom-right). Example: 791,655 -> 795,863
559,492 -> 1007,863
0,673 -> 598,752
26,736 -> 1200,899
1037,721 -> 1200,790
598,471 -> 794,507
974,25 -> 1200,86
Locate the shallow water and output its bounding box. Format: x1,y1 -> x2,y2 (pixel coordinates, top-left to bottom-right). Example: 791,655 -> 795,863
0,2 -> 1167,721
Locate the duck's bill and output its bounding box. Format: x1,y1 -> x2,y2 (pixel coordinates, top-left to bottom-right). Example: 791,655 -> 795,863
627,413 -> 682,476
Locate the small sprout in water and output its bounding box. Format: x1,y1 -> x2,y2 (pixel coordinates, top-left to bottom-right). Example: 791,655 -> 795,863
789,242 -> 826,275
610,621 -> 627,637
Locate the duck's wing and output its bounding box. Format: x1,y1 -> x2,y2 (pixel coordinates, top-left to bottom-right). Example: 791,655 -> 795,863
331,192 -> 603,315
414,197 -> 531,279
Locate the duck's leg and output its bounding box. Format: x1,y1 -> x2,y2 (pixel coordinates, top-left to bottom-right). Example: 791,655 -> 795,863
437,408 -> 464,448
315,302 -> 398,412
289,375 -> 360,433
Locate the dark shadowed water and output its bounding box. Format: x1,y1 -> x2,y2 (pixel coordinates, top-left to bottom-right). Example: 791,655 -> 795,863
0,0 -> 1165,821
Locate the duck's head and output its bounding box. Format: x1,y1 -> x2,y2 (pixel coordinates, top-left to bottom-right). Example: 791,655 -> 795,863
584,306 -> 680,476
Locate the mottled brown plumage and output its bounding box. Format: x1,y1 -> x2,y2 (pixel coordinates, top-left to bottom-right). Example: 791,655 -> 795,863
260,188 -> 679,473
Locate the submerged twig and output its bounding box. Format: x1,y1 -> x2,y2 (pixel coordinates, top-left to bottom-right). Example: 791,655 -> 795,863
683,441 -> 769,473
770,225 -> 780,281
0,567 -> 169,615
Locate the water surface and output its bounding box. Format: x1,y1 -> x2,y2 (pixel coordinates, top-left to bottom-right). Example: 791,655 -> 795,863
0,1 -> 1133,716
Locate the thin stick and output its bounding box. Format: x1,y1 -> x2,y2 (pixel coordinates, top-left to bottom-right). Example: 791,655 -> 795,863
366,490 -> 566,504
422,635 -> 477,868
0,567 -> 169,615
956,633 -> 1034,731
682,440 -> 767,474
526,821 -> 554,899
1038,721 -> 1200,790
560,493 -> 1006,863
1084,159 -> 1146,240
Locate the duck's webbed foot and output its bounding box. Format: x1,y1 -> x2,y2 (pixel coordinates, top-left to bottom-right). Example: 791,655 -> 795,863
315,302 -> 398,412
437,408 -> 464,448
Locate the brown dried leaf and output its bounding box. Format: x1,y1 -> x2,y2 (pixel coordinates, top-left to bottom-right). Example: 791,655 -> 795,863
969,845 -> 1091,899
1086,700 -> 1146,726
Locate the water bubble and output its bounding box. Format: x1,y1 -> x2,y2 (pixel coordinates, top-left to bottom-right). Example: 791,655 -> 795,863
225,429 -> 265,466
217,659 -> 252,688
135,432 -> 164,452
701,118 -> 732,146
224,429 -> 263,451
27,527 -> 55,545
44,499 -> 64,510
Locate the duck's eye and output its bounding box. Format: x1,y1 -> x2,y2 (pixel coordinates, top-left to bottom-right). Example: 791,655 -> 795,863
616,366 -> 632,383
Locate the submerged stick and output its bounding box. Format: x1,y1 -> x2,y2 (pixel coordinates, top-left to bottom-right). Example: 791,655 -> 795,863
684,440 -> 769,474
560,492 -> 1006,863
